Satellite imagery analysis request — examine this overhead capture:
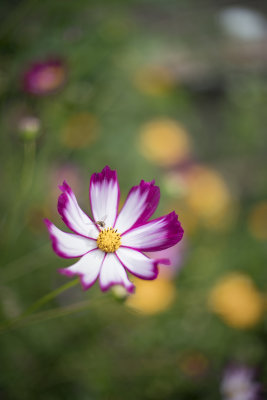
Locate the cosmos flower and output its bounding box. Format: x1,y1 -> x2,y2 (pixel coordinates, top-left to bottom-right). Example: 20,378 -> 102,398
23,58 -> 66,95
45,166 -> 183,292
221,364 -> 261,400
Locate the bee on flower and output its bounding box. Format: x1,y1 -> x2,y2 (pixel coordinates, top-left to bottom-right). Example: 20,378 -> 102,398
45,166 -> 184,292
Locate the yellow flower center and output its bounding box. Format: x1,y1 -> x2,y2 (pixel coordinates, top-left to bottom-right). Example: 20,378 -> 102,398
97,228 -> 121,253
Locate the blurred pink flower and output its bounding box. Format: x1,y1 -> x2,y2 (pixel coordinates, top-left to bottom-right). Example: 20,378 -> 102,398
147,240 -> 186,278
23,58 -> 66,95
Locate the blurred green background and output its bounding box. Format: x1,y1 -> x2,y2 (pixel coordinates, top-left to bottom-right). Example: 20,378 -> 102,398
1,0 -> 267,399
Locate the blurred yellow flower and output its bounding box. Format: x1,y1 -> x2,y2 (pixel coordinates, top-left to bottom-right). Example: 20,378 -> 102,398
209,273 -> 264,329
134,66 -> 175,96
185,165 -> 234,231
61,112 -> 98,149
138,119 -> 192,167
248,201 -> 267,240
126,277 -> 176,315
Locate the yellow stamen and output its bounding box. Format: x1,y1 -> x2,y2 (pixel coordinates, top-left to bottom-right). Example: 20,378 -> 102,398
97,228 -> 121,253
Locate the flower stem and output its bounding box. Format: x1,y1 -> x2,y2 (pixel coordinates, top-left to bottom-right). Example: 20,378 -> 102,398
0,244 -> 51,284
0,278 -> 79,333
0,294 -> 107,334
6,141 -> 36,249
20,141 -> 36,199
22,278 -> 80,317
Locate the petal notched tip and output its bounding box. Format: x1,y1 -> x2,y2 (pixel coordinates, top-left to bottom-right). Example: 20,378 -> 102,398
57,191 -> 67,214
148,263 -> 159,281
135,257 -> 169,281
57,180 -> 72,217
138,179 -> 159,196
45,220 -> 63,257
156,258 -> 171,266
80,275 -> 99,291
121,210 -> 184,252
155,211 -> 184,250
169,211 -> 184,243
57,180 -> 72,219
140,179 -> 160,215
59,269 -> 98,291
44,221 -> 65,258
56,180 -> 98,238
90,165 -> 117,185
138,180 -> 160,215
58,180 -> 71,193
90,165 -> 120,227
99,279 -> 135,294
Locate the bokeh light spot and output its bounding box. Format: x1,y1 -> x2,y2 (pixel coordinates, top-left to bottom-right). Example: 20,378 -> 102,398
209,273 -> 264,329
138,119 -> 192,167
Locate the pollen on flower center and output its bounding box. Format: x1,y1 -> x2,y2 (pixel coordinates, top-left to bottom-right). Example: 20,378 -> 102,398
97,228 -> 121,253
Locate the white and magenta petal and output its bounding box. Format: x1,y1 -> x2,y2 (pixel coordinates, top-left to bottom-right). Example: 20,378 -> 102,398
58,181 -> 98,238
116,247 -> 169,280
114,180 -> 160,233
90,166 -> 119,228
121,211 -> 184,252
45,219 -> 97,258
59,249 -> 105,290
99,253 -> 134,293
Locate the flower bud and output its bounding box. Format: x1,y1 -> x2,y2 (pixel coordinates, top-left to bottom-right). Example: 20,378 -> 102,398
18,116 -> 40,141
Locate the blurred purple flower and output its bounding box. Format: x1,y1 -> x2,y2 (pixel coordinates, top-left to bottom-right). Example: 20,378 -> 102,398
147,239 -> 186,278
221,364 -> 261,400
23,58 -> 66,95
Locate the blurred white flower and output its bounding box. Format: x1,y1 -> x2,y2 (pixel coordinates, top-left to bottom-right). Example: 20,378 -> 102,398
218,7 -> 267,41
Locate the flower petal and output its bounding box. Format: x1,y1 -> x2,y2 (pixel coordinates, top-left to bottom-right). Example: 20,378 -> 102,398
99,253 -> 134,293
45,219 -> 97,258
89,166 -> 119,228
59,249 -> 105,290
121,211 -> 184,252
58,181 -> 98,238
115,180 -> 160,233
116,247 -> 169,280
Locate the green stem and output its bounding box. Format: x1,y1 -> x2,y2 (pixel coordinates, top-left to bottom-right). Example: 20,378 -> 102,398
22,278 -> 79,317
21,141 -> 36,193
0,294 -> 106,334
0,244 -> 51,284
0,278 -> 79,333
6,141 -> 36,248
